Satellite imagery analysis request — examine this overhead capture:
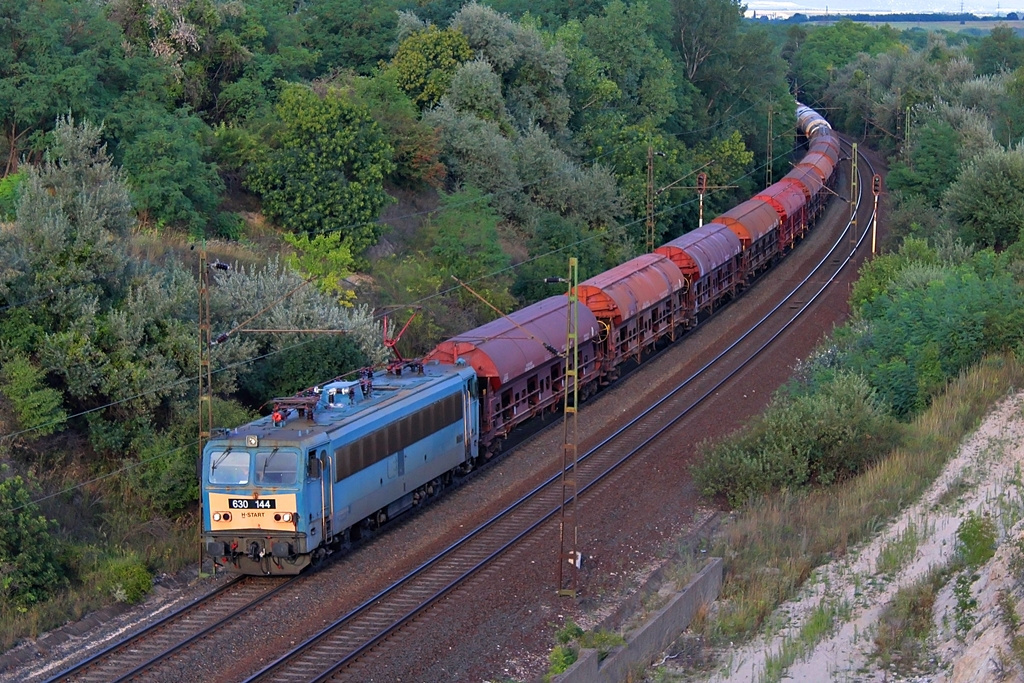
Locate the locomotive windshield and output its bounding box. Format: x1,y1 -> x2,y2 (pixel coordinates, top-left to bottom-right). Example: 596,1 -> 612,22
255,450 -> 298,485
209,450 -> 250,484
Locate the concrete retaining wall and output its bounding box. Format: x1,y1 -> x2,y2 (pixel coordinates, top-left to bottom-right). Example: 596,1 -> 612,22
553,557 -> 722,683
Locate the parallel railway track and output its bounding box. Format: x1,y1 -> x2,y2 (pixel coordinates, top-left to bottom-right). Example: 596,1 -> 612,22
46,576 -> 289,682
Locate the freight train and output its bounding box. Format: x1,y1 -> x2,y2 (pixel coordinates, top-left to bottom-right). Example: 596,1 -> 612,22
201,103 -> 840,575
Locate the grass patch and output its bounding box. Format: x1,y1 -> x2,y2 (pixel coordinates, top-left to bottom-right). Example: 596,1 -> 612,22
701,353 -> 1024,642
875,522 -> 922,577
0,509 -> 198,653
126,226 -> 273,273
874,563 -> 953,675
760,597 -> 849,683
935,473 -> 972,508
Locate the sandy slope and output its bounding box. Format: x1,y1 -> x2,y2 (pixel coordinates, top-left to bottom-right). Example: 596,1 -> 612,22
702,391 -> 1024,683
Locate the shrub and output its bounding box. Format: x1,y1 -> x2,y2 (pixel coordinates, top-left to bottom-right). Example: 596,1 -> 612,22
0,353 -> 67,439
547,644 -> 577,676
95,552 -> 153,605
556,619 -> 584,643
693,372 -> 899,506
0,171 -> 24,220
0,470 -> 67,606
955,511 -> 997,568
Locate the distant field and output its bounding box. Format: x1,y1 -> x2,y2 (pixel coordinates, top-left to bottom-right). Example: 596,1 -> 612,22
808,19 -> 1024,32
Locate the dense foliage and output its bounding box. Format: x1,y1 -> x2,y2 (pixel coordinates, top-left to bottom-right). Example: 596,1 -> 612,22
0,472 -> 67,606
245,84 -> 396,252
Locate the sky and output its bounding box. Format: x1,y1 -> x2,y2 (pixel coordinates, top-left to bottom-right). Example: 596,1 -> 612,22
744,0 -> 1020,18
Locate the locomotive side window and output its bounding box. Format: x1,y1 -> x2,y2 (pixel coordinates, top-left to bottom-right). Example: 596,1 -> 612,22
210,450 -> 250,485
334,392 -> 465,483
255,450 -> 298,485
307,450 -> 321,479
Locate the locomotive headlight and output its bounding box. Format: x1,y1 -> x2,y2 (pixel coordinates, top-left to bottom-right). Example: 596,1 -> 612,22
223,512 -> 231,521
213,512 -> 222,521
282,512 -> 293,522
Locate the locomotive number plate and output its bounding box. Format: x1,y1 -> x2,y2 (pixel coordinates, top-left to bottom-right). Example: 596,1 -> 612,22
228,498 -> 276,509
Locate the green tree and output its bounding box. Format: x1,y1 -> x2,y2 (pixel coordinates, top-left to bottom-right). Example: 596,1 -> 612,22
413,187 -> 516,327
127,398 -> 255,517
581,0 -> 678,127
0,171 -> 23,220
282,231 -> 356,300
670,0 -> 744,83
428,186 -> 512,308
483,0 -> 606,26
304,0 -> 400,76
972,24 -> 1024,75
886,119 -> 962,206
790,19 -> 902,104
212,0 -> 318,123
554,20 -> 622,131
514,127 -> 622,225
446,59 -> 507,122
449,3 -> 571,133
0,119 -> 225,452
386,23 -> 473,108
511,211 -> 612,304
1,116 -> 134,337
39,262 -> 200,441
942,146 -> 1024,251
0,353 -> 67,439
0,0 -> 126,174
423,102 -> 523,219
246,84 -> 395,253
0,471 -> 67,606
347,73 -> 446,189
210,257 -> 386,400
997,67 -> 1024,146
849,237 -> 939,312
110,105 -> 224,233
847,258 -> 1024,416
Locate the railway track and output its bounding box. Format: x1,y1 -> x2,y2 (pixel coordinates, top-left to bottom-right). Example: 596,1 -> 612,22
238,142 -> 879,682
44,576 -> 292,682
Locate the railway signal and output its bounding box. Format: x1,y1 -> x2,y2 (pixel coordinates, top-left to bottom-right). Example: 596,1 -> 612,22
872,174 -> 882,255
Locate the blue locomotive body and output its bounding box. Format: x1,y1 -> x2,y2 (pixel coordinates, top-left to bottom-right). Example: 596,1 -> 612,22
202,362 -> 479,574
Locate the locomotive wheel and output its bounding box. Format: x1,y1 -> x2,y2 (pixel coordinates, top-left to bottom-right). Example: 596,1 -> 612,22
426,477 -> 441,496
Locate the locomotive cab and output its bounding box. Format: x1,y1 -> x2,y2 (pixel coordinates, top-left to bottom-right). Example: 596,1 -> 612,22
203,439 -> 320,575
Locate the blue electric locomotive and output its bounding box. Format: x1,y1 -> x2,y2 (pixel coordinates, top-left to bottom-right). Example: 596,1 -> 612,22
202,362 -> 479,574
